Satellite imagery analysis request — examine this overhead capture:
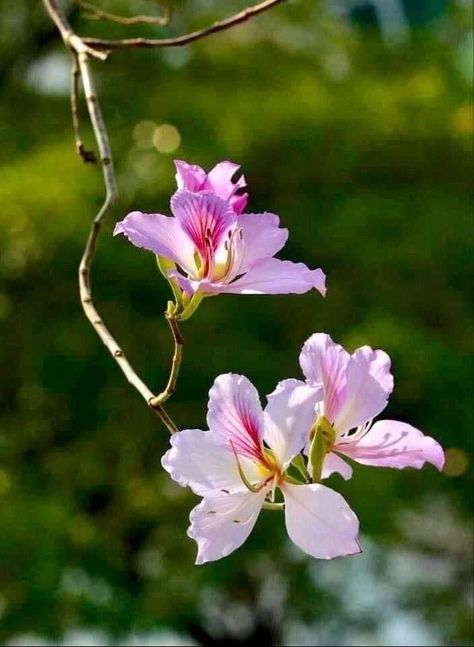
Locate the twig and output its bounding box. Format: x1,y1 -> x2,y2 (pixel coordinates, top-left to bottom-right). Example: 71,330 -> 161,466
82,0 -> 286,52
78,0 -> 171,27
41,0 -> 286,434
149,313 -> 183,406
70,52 -> 97,163
42,0 -> 177,434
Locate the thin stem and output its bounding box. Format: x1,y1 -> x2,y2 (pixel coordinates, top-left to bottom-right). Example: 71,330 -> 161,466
149,313 -> 183,406
262,502 -> 285,511
70,52 -> 97,163
78,0 -> 171,27
82,0 -> 286,52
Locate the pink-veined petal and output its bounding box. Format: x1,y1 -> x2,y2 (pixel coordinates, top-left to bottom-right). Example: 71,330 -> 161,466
299,333 -> 350,423
170,190 -> 236,259
264,379 -> 322,468
337,420 -> 445,471
161,429 -> 261,496
237,213 -> 288,274
188,488 -> 268,564
175,160 -> 207,192
113,211 -> 195,273
321,452 -> 353,481
206,258 -> 326,296
207,374 -> 265,463
282,483 -> 361,559
333,346 -> 391,435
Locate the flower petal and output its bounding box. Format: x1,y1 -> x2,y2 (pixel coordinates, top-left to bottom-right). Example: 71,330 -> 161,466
207,258 -> 326,296
170,190 -> 236,259
338,420 -> 445,471
264,379 -> 322,467
333,346 -> 391,435
321,452 -> 353,480
161,428 -> 250,496
175,160 -> 207,192
299,333 -> 350,422
237,213 -> 288,274
113,211 -> 195,273
282,483 -> 361,559
206,161 -> 247,205
207,374 -> 265,462
188,488 -> 268,564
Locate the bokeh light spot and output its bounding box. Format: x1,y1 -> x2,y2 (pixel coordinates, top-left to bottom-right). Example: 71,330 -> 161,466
451,104 -> 473,135
443,448 -> 469,477
153,124 -> 181,153
133,120 -> 157,149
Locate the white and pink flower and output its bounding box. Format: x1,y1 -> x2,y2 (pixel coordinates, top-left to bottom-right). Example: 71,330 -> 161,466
162,373 -> 360,565
267,333 -> 445,481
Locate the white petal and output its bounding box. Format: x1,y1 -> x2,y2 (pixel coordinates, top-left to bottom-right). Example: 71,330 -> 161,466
333,346 -> 391,435
299,333 -> 350,423
282,483 -> 361,559
207,373 -> 265,462
161,429 -> 245,496
338,420 -> 445,471
188,488 -> 268,564
264,379 -> 322,467
321,452 -> 353,481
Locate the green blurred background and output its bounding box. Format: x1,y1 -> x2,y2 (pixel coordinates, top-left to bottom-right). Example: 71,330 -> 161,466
0,1 -> 472,645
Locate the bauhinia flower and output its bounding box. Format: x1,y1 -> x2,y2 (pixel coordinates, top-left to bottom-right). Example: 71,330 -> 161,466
174,159 -> 248,215
266,333 -> 445,481
114,160 -> 326,314
162,373 -> 360,564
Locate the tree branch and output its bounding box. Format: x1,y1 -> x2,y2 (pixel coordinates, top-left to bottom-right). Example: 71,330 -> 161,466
41,0 -> 286,434
70,52 -> 97,163
81,0 -> 286,52
78,0 -> 172,27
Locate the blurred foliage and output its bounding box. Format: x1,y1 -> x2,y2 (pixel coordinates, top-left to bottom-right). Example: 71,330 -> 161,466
0,1 -> 472,645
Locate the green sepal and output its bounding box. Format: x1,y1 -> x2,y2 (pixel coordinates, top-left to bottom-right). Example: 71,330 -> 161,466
177,291 -> 204,321
156,255 -> 183,311
309,417 -> 336,483
291,453 -> 310,482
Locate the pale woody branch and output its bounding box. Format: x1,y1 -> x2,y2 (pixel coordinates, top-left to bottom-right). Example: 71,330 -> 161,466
77,0 -> 172,27
41,0 -> 285,434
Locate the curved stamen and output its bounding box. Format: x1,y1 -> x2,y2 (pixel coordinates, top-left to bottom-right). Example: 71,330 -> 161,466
230,440 -> 271,493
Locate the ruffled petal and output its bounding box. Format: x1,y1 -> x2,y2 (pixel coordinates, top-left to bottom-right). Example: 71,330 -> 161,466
206,161 -> 246,202
113,211 -> 195,273
207,374 -> 265,463
321,452 -> 353,480
206,258 -> 326,296
237,213 -> 288,274
188,488 -> 268,564
282,483 -> 361,559
299,333 -> 350,423
337,420 -> 445,471
333,346 -> 391,435
174,160 -> 207,192
264,379 -> 322,467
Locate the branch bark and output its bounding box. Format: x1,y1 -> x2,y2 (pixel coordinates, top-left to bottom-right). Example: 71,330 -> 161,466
81,0 -> 286,52
41,0 -> 286,434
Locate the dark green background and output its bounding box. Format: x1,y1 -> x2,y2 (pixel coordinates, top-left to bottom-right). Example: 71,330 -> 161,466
0,1 -> 472,645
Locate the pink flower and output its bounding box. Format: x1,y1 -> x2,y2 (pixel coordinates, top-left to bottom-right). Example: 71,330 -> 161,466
267,333 -> 445,481
175,160 -> 248,215
114,164 -> 326,300
162,374 -> 360,564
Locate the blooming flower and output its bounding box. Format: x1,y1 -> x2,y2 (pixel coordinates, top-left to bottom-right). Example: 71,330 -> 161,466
114,160 -> 326,301
162,373 -> 360,564
175,159 -> 248,215
266,333 -> 445,481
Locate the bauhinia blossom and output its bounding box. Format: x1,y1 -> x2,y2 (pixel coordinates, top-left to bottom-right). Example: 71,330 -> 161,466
175,159 -> 248,215
114,160 -> 326,303
162,373 -> 360,564
267,333 -> 445,481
